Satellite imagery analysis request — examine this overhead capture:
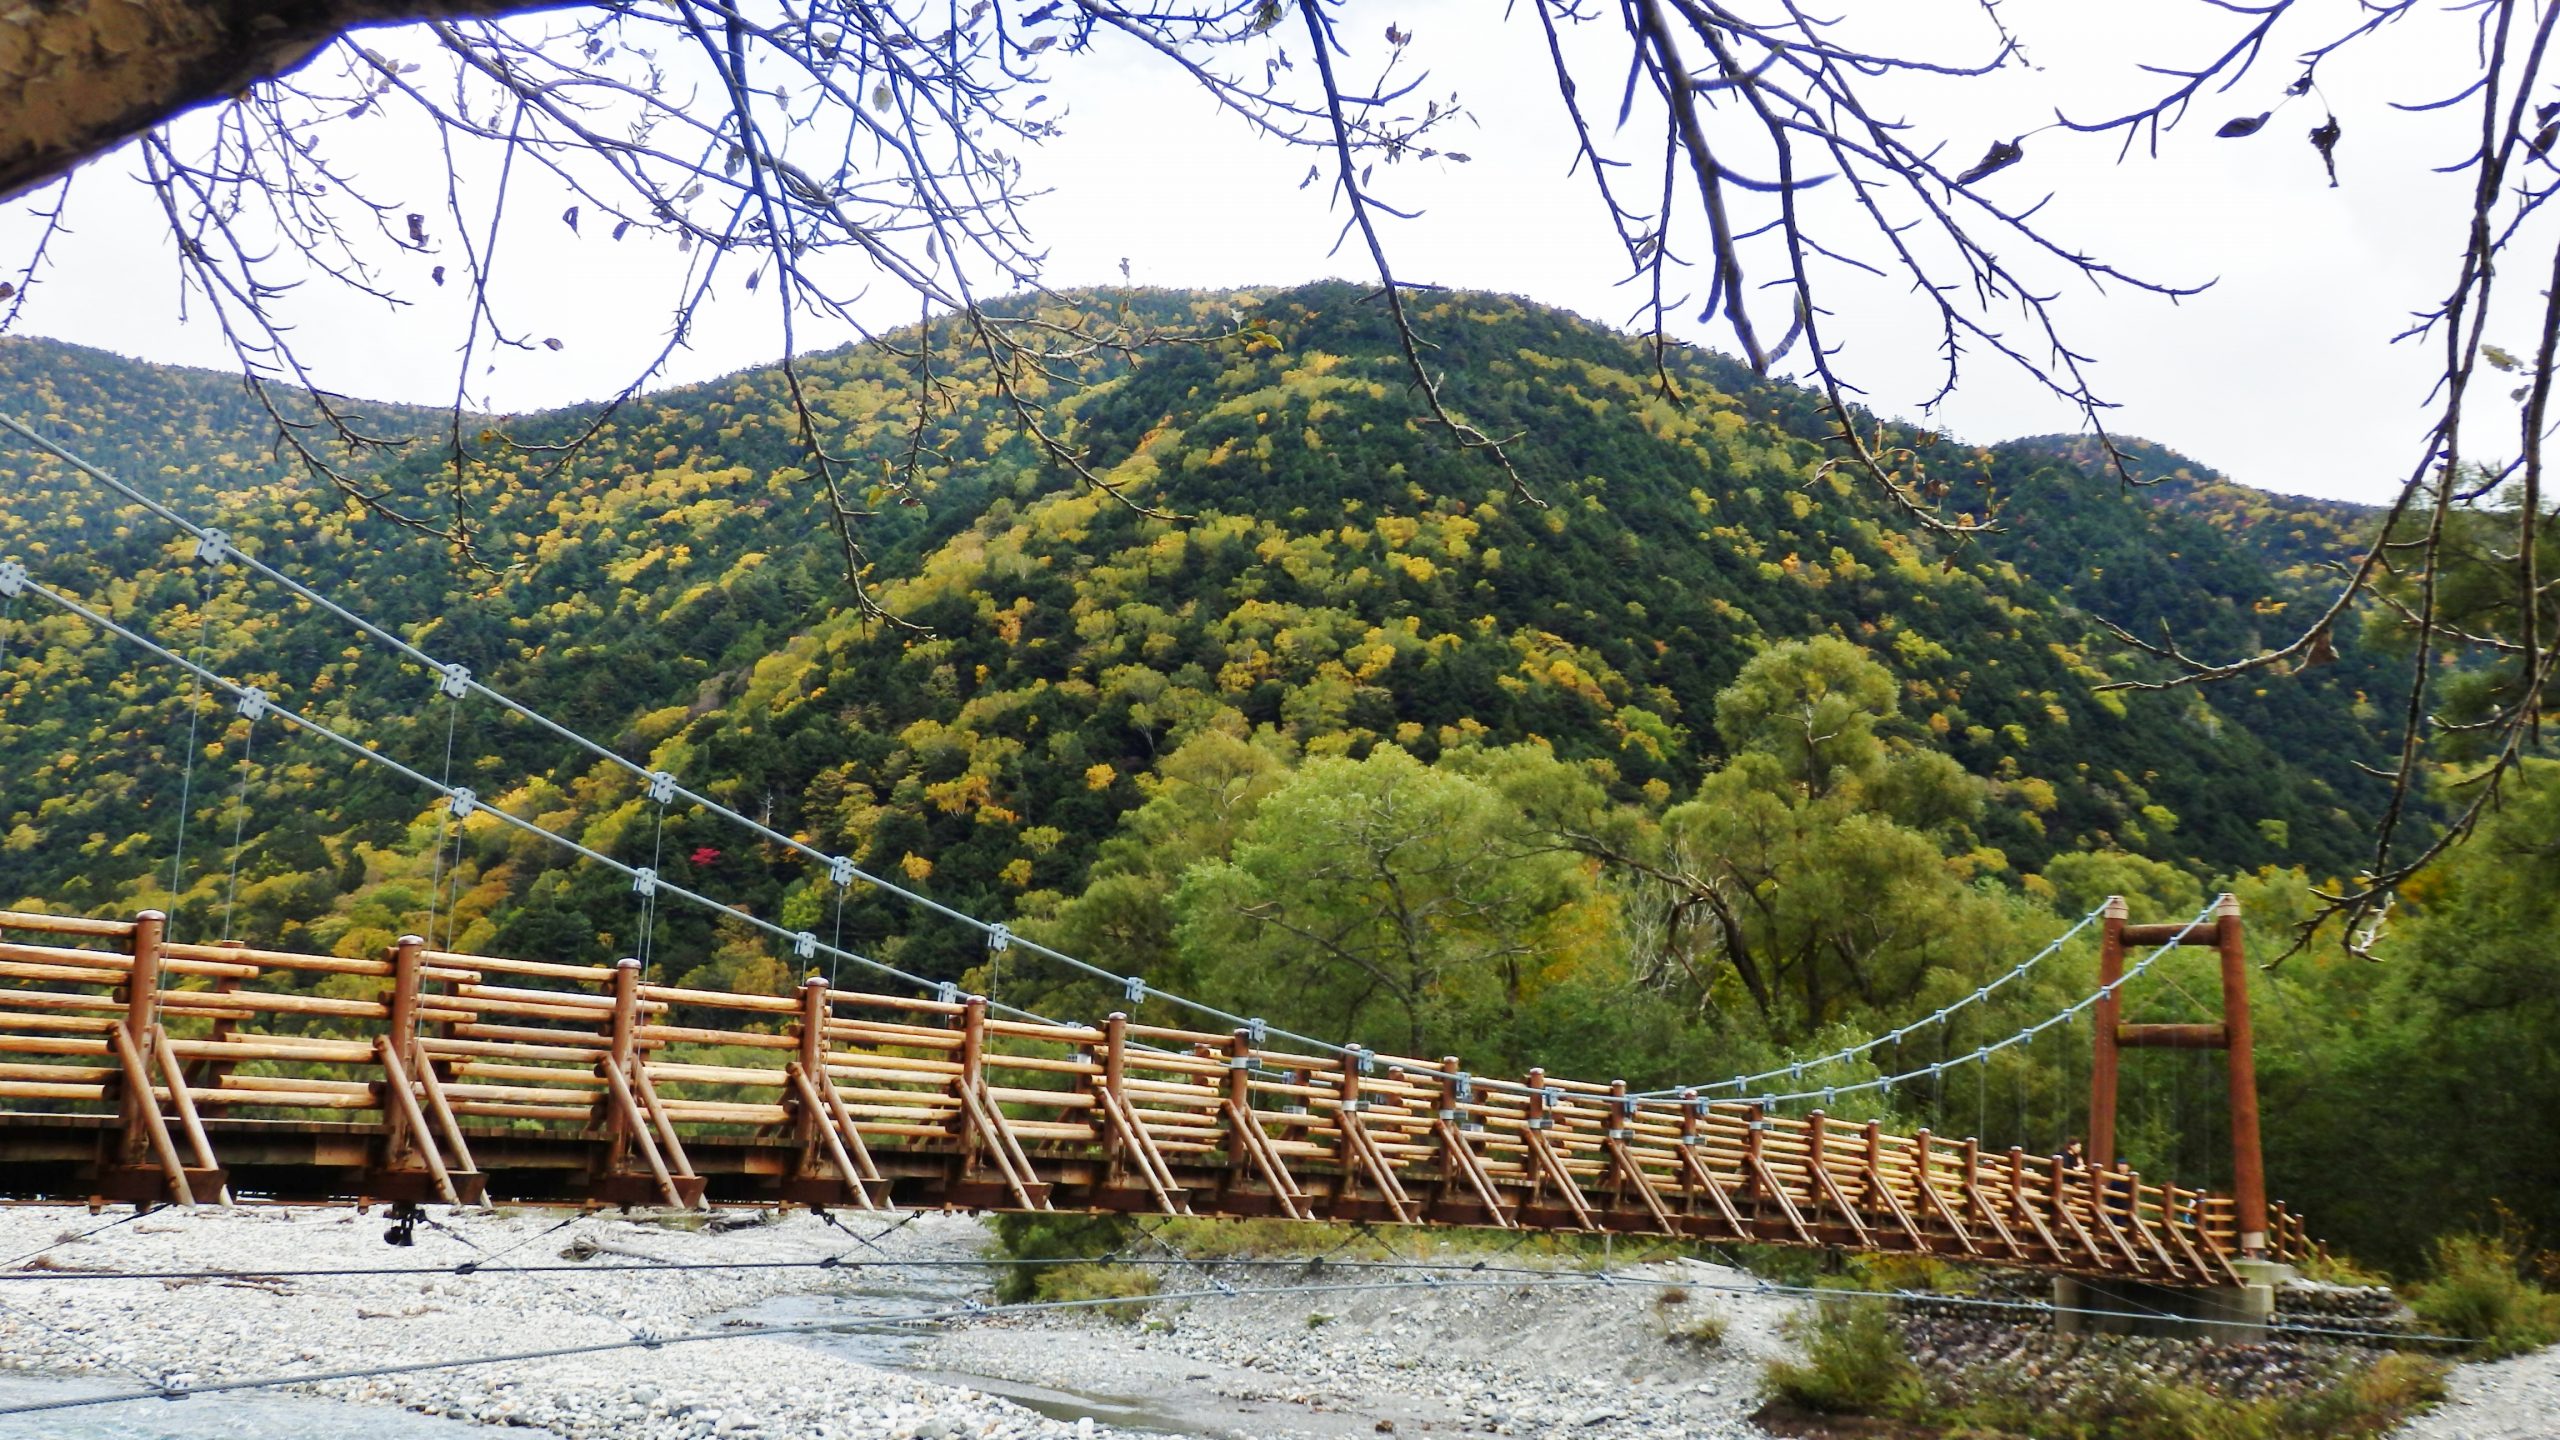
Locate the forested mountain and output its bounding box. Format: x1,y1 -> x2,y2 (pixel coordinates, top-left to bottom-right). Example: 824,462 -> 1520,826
21,285 -> 2560,1267
0,284 -> 2400,988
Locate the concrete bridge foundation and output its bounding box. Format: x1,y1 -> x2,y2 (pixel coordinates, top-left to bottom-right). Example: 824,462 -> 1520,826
2053,1260 -> 2293,1342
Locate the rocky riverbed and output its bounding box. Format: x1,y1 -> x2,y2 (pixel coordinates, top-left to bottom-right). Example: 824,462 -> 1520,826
0,1204 -> 1087,1440
0,1206 -> 1795,1440
0,1204 -> 2544,1440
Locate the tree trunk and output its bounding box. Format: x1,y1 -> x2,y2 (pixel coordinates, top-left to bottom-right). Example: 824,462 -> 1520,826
0,0 -> 557,203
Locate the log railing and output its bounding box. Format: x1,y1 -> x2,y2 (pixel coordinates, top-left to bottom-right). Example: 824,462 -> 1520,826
0,908 -> 2307,1285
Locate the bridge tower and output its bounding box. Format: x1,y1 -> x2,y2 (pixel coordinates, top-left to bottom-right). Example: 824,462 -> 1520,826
2064,892 -> 2285,1339
2087,892 -> 2266,1257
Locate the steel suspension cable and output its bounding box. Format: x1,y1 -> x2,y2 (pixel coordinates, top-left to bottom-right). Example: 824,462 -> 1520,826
1630,905 -> 2106,1100
1670,900 -> 2219,1115
0,568 -> 1069,1028
2,417 -> 2169,1093
0,415 -> 1331,1053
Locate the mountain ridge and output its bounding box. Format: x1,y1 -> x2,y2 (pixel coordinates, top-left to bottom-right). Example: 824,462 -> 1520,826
0,283 -> 2395,975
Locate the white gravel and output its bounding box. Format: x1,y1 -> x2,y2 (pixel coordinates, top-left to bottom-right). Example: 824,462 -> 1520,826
2393,1342 -> 2560,1440
0,1206 -> 1797,1440
922,1254 -> 1798,1439
0,1205 -> 1111,1440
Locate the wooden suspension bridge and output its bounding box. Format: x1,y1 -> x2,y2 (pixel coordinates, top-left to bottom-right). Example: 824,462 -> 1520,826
0,903 -> 2311,1290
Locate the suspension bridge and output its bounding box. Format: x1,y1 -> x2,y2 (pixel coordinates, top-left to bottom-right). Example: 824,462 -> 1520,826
0,417 -> 2313,1297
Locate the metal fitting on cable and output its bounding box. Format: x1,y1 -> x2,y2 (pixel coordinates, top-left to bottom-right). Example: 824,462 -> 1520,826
1123,975 -> 1146,1005
192,528 -> 233,566
630,867 -> 658,898
234,687 -> 269,722
829,855 -> 855,887
647,771 -> 677,804
0,560 -> 24,597
987,923 -> 1010,953
935,981 -> 960,1006
436,662 -> 471,699
447,788 -> 476,820
794,932 -> 818,960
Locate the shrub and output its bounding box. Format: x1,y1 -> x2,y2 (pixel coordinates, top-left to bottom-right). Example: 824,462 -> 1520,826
985,1212 -> 1137,1304
1763,1300 -> 1922,1413
1031,1262 -> 1160,1322
2408,1228 -> 2560,1359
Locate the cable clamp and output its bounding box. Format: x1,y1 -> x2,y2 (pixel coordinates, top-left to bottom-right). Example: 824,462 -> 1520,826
633,1328 -> 665,1351
986,923 -> 1011,953
0,559 -> 24,597
934,981 -> 961,1006
1246,1017 -> 1267,1046
1453,1073 -> 1473,1101
631,866 -> 658,898
192,529 -> 234,566
1543,1086 -> 1563,1106
794,932 -> 818,960
2099,983 -> 2117,1001
1123,974 -> 1146,1005
647,771 -> 677,804
1353,1046 -> 1374,1075
234,686 -> 270,722
829,855 -> 855,888
437,662 -> 471,699
447,787 -> 476,820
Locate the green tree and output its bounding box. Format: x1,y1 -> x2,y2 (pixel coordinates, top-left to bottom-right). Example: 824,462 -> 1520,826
1173,744 -> 1598,1059
1648,639 -> 2002,1036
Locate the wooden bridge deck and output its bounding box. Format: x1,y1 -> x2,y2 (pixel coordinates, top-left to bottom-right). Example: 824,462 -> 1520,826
0,909 -> 2310,1286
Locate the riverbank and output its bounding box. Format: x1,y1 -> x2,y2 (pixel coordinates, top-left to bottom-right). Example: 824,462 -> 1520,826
0,1204 -> 1102,1440
0,1205 -> 1797,1440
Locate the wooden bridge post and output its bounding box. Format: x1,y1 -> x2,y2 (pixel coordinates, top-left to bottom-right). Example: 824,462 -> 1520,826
1100,1011 -> 1130,1186
601,958 -> 642,1172
114,910 -> 167,1172
377,934 -> 430,1182
2089,895 -> 2128,1168
386,935 -> 425,1065
1224,1030 -> 1254,1197
953,995 -> 987,1171
795,977 -> 829,1154
2217,895 -> 2268,1257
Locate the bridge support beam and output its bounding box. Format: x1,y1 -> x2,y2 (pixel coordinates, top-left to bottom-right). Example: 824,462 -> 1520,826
2052,1259 -> 2291,1342
2088,893 -> 2270,1260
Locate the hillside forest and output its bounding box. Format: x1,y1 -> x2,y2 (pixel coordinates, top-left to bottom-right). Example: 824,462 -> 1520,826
0,285 -> 2548,1272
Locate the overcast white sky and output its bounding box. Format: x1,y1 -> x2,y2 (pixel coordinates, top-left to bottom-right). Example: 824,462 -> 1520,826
0,0 -> 2521,505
